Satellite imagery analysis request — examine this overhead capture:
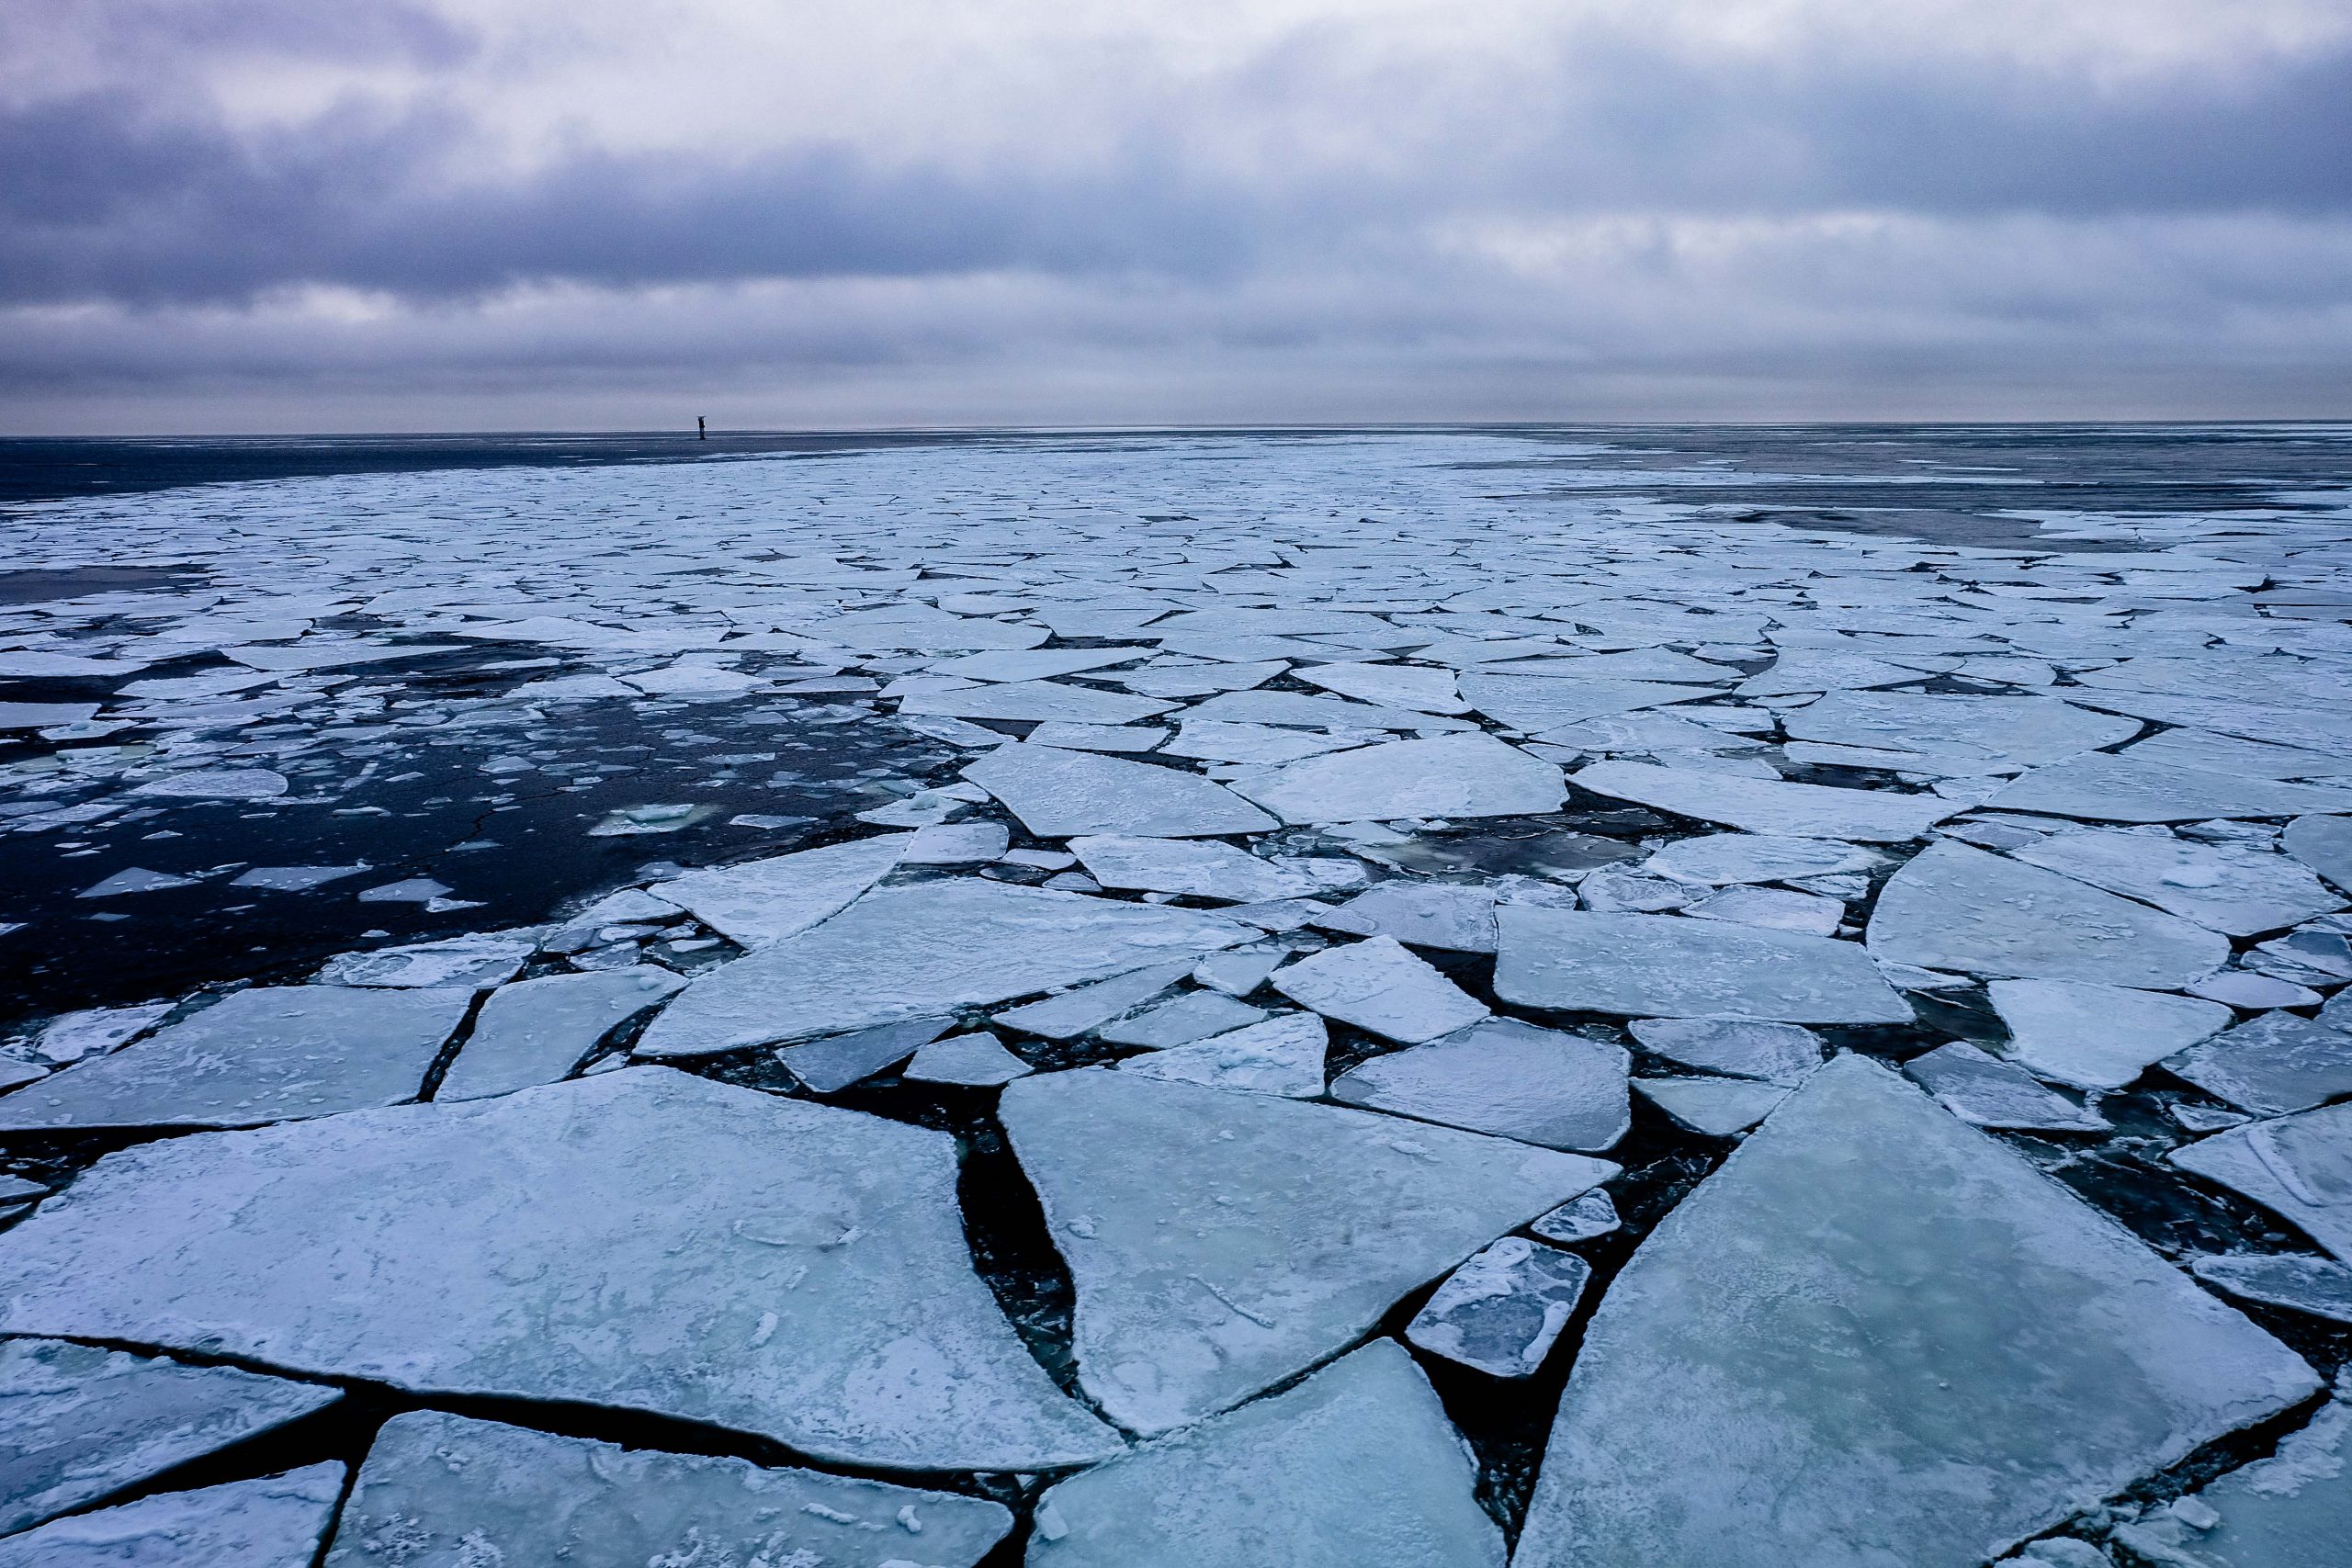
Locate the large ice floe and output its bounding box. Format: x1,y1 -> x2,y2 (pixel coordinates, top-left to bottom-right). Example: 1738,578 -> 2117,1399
6,425 -> 2352,1565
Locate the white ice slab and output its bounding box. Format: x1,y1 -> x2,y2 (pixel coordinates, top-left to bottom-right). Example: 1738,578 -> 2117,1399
1120,1012 -> 1329,1097
1330,881 -> 1498,952
1632,1075 -> 1791,1135
1070,835 -> 1313,902
2163,1011 -> 2352,1116
324,1410 -> 1012,1568
1644,833 -> 1883,886
991,960 -> 1195,1039
1296,660 -> 1467,713
1271,935 -> 1488,1043
0,1465 -> 343,1568
1989,753 -> 2352,823
1405,1236 -> 1590,1378
1516,1055 -> 2319,1568
438,967 -> 683,1100
1574,761 -> 1956,842
1460,673 -> 1705,731
1495,908 -> 1912,1023
650,833 -> 906,947
1781,692 -> 2140,773
1902,1041 -> 2109,1132
903,1031 -> 1035,1087
2106,1374 -> 2352,1568
965,743 -> 1275,838
1988,978 -> 2231,1090
2010,827 -> 2342,936
0,985 -> 470,1133
636,880 -> 1250,1055
1865,840 -> 2228,987
900,678 -> 1173,725
1025,1341 -> 1502,1568
2285,813 -> 2352,893
316,929 -> 537,988
1331,1017 -> 1629,1151
1232,733 -> 1565,824
1626,1017 -> 1823,1085
1001,1068 -> 1612,1433
2173,1101 -> 2352,1260
0,1070 -> 1119,1470
0,1338 -> 340,1538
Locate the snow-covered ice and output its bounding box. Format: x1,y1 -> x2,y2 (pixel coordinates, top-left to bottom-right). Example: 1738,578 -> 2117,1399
0,1464 -> 343,1568
1495,907 -> 1913,1022
1271,934 -> 1489,1042
438,966 -> 684,1100
1625,1017 -> 1823,1085
1330,1016 -> 1630,1150
1987,978 -> 2232,1090
1405,1235 -> 1591,1378
1231,732 -> 1565,824
964,742 -> 1276,838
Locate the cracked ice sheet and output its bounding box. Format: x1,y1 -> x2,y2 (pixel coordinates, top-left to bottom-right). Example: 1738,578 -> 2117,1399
1515,1055 -> 2318,1568
647,832 -> 907,948
1000,1068 -> 1612,1434
0,1464 -> 344,1568
0,1069 -> 1118,1470
963,742 -> 1276,838
636,879 -> 1251,1056
1494,907 -> 1912,1023
1573,760 -> 1959,841
324,1410 -> 1012,1568
1229,731 -> 1565,823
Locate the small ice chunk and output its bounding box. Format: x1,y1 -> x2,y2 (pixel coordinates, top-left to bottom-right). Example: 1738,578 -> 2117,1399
2173,1100 -> 2352,1261
1298,660 -> 1467,714
1574,760 -> 1957,842
903,1031 -> 1035,1087
1331,881 -> 1498,952
2283,812 -> 2352,894
1024,1341 -> 1503,1568
965,742 -> 1274,838
1331,1017 -> 1630,1151
317,929 -> 537,989
1988,979 -> 2232,1091
232,863 -> 368,891
1866,840 -> 2228,987
2163,1011 -> 2352,1116
1683,884 -> 1845,935
1192,947 -> 1283,996
1626,1018 -> 1823,1086
76,866 -> 196,897
1161,721 -> 1374,764
1272,935 -> 1488,1043
2188,970 -> 2324,1010
1904,1042 -> 2109,1132
1071,834 -> 1314,902
1028,721 -> 1167,752
1100,990 -> 1267,1047
2104,1371 -> 2352,1568
777,1016 -> 952,1092
0,1338 -> 341,1537
131,767 -> 290,799
0,986 -> 469,1133
355,876 -> 451,903
2190,1254 -> 2352,1325
994,961 -> 1195,1039
1496,908 -> 1912,1023
28,1001 -> 174,1065
1531,1190 -> 1621,1245
1577,868 -> 1695,913
902,819 -> 1011,864
0,1464 -> 343,1568
438,967 -> 684,1101
1644,833 -> 1883,886
1633,1075 -> 1792,1135
1232,733 -> 1566,824
1121,1012 -> 1329,1097
1406,1235 -> 1591,1378
651,833 -> 906,947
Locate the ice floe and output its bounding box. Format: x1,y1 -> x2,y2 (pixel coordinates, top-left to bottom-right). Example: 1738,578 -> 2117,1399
0,1464 -> 344,1568
1405,1235 -> 1591,1378
1987,978 -> 2232,1091
438,966 -> 684,1100
1625,1016 -> 1823,1085
965,742 -> 1276,837
1231,732 -> 1565,824
1495,907 -> 1913,1022
1329,1016 -> 1630,1150
1574,760 -> 1957,841
1270,934 -> 1488,1043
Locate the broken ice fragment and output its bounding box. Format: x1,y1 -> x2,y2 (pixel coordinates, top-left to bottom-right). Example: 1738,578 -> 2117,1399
650,832 -> 906,947
0,1070 -> 1119,1469
1496,907 -> 1912,1023
1191,946 -> 1282,995
1099,989 -> 1267,1047
635,880 -> 1249,1055
992,960 -> 1195,1039
0,1464 -> 343,1568
1119,1011 -> 1329,1097
0,986 -> 469,1133
1987,753 -> 2352,823
438,967 -> 684,1100
1515,1055 -> 2319,1568
965,741 -> 1275,838
75,866 -> 196,897
1632,1075 -> 1790,1135
1272,934 -> 1488,1043
231,863 -> 367,891
1903,1041 -> 2109,1132
1230,733 -> 1565,824
2282,813 -> 2352,894
2009,827 -> 2342,937
2172,1100 -> 2352,1261
1330,1016 -> 1630,1151
1573,760 -> 1956,842
1330,881 -> 1498,952
130,766 -> 290,799
1531,1189 -> 1622,1244
1070,834 -> 1313,903
1001,1068 -> 1612,1433
354,876 -> 451,903
1866,840 -> 2227,987
2103,1372 -> 2352,1568
1626,1017 -> 1823,1085
0,1338 -> 340,1537
776,1016 -> 952,1091
25,1000 -> 174,1064
903,1031 -> 1035,1086
316,928 -> 537,988
2190,1254 -> 2352,1326
2188,970 -> 2323,1010
1025,1341 -> 1502,1568
1683,884 -> 1844,935
2162,1011 -> 2352,1116
323,1410 -> 1013,1568
901,818 -> 1011,864
1988,979 -> 2232,1091
1405,1235 -> 1591,1378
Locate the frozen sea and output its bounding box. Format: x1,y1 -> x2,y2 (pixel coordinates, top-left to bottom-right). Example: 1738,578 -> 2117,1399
1,424 -> 2350,1566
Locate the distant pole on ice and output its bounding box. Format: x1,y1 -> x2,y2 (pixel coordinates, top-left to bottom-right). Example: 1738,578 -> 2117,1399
697,416 -> 707,440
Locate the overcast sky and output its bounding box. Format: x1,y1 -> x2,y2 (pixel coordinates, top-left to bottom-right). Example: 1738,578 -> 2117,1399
4,0 -> 2348,432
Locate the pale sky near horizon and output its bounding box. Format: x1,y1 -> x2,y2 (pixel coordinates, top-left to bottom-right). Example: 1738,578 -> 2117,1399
4,1 -> 2349,433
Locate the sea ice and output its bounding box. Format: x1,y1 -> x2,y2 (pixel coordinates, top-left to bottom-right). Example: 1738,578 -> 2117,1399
1515,1055 -> 2319,1568
1987,978 -> 2232,1090
1297,660 -> 1467,713
1459,673 -> 1704,731
1119,1011 -> 1329,1097
1780,692 -> 2139,773
991,960 -> 1195,1038
324,1410 -> 1012,1568
2009,827 -> 2342,936
1625,1017 -> 1823,1085
1495,907 -> 1913,1022
232,863 -> 368,891
2104,1375 -> 2352,1568
1573,761 -> 1956,842
901,819 -> 1011,863
1159,720 -> 1373,764
316,929 -> 537,988
1902,1041 -> 2109,1131
1988,754 -> 2352,823
438,966 -> 684,1100
1532,1189 -> 1622,1244
130,766 -> 290,799
1330,1017 -> 1630,1151
901,1030 -> 1035,1086
1231,733 -> 1565,824
0,1465 -> 343,1568
23,1000 -> 173,1064
1271,934 -> 1488,1043
1643,833 -> 1882,886
1000,1068 -> 1612,1433
1405,1235 -> 1591,1378
2284,813 -> 2352,893
965,742 -> 1276,838
1191,946 -> 1283,995
2173,1101 -> 2352,1260
0,1069 -> 1119,1469
1099,989 -> 1267,1047
1632,1075 -> 1791,1134
1023,1341 -> 1502,1568
635,879 -> 1250,1055
1330,881 -> 1498,952
1069,834 -> 1315,902
2161,1010 -> 2352,1116
1865,840 -> 2228,987
2190,1254 -> 2352,1325
0,985 -> 469,1133
649,832 -> 906,947
900,678 -> 1172,725
775,1015 -> 949,1091
1683,884 -> 1845,935
0,1338 -> 340,1537
76,866 -> 195,897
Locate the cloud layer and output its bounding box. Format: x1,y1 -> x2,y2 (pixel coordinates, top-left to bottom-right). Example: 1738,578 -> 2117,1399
5,0 -> 2349,429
